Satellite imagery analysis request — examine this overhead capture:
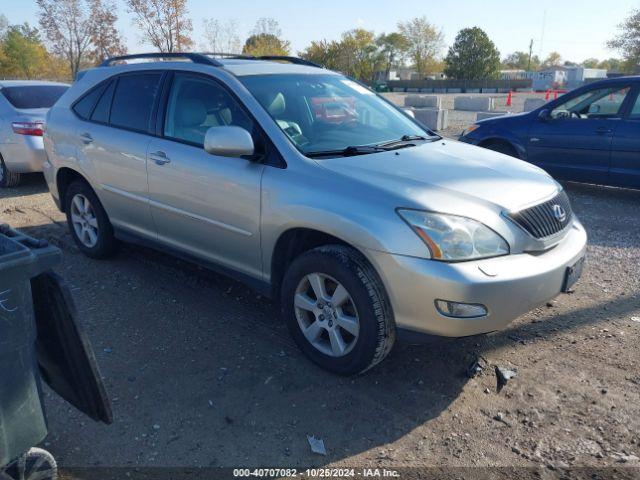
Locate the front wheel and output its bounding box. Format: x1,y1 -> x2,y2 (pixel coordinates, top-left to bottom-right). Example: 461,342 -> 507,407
280,245 -> 395,375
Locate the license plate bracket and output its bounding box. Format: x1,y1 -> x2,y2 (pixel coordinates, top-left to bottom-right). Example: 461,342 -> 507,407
562,256 -> 585,293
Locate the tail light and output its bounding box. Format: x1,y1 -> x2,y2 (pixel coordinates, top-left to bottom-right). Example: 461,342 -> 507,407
12,121 -> 45,136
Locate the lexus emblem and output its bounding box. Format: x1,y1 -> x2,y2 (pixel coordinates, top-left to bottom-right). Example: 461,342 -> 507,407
552,204 -> 567,222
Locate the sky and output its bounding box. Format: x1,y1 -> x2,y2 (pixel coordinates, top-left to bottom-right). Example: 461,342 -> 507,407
1,0 -> 637,63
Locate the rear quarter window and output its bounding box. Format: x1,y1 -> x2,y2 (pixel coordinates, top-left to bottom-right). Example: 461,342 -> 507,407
1,85 -> 68,109
73,82 -> 110,120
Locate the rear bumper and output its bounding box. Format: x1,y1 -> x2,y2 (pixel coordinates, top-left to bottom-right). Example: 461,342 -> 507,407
1,138 -> 46,174
366,220 -> 587,337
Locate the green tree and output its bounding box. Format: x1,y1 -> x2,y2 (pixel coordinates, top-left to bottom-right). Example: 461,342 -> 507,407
300,40 -> 342,70
541,51 -> 562,69
608,8 -> 640,73
376,32 -> 409,77
0,24 -> 48,79
243,33 -> 290,56
582,58 -> 600,68
444,27 -> 500,80
339,29 -> 383,82
243,18 -> 290,56
503,50 -> 540,70
398,16 -> 444,77
597,57 -> 623,72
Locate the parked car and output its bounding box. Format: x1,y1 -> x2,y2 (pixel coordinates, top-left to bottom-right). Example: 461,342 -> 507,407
460,76 -> 640,190
0,81 -> 69,188
43,53 -> 587,375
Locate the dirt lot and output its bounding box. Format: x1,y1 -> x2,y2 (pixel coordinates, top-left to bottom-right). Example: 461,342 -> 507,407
1,173 -> 639,475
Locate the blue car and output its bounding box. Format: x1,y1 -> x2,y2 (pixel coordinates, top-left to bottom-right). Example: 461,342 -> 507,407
460,76 -> 640,190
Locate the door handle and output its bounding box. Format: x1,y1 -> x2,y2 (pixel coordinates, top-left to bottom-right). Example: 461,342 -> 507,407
596,127 -> 613,135
149,150 -> 171,165
80,132 -> 93,144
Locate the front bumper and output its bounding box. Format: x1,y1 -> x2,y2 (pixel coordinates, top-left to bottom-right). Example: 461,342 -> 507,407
366,220 -> 587,337
1,137 -> 46,174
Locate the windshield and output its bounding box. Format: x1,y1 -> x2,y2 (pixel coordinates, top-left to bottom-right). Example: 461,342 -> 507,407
239,74 -> 433,156
1,85 -> 68,109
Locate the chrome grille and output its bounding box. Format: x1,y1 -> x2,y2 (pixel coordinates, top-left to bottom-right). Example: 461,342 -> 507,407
509,191 -> 573,239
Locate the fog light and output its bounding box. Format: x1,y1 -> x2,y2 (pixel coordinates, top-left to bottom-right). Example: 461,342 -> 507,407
435,300 -> 487,318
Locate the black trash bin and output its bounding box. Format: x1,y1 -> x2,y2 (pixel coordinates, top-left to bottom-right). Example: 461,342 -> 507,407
0,225 -> 112,478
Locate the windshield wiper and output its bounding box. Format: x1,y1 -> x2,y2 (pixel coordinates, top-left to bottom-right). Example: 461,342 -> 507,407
376,134 -> 437,149
306,145 -> 387,158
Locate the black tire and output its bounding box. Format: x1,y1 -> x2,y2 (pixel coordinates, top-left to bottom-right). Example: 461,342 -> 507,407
484,141 -> 519,158
64,180 -> 117,258
0,155 -> 21,188
281,245 -> 395,375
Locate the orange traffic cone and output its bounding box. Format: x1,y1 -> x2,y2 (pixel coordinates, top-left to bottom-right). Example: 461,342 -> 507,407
545,90 -> 551,101
506,91 -> 512,107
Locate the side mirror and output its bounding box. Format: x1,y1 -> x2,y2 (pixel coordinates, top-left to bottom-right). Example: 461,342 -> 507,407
204,126 -> 255,158
403,108 -> 416,119
538,109 -> 552,122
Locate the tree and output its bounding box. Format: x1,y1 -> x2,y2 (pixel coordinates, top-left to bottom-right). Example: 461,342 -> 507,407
598,57 -> 623,72
126,0 -> 193,52
202,18 -> 242,54
503,51 -> 540,71
444,27 -> 500,80
376,32 -> 409,77
339,29 -> 383,83
242,18 -> 289,56
37,0 -> 125,77
243,33 -> 290,56
0,15 -> 9,40
0,24 -> 48,79
581,58 -> 599,68
299,39 -> 342,70
90,0 -> 127,63
398,16 -> 444,77
541,51 -> 562,69
608,8 -> 640,73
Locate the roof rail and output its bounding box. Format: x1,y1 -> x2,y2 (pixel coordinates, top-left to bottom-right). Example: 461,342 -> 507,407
200,52 -> 255,60
256,56 -> 323,68
100,52 -> 223,67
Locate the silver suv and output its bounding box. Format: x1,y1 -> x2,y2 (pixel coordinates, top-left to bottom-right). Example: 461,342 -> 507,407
43,53 -> 587,375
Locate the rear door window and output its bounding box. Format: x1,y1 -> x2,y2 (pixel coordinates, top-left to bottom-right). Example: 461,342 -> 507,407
109,73 -> 162,133
1,85 -> 68,109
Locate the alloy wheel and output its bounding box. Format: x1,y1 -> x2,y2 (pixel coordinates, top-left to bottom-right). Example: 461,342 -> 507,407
70,193 -> 99,248
294,272 -> 360,357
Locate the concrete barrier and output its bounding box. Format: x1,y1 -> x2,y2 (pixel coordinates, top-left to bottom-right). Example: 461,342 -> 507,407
477,111 -> 509,121
524,98 -> 546,112
454,96 -> 494,111
404,95 -> 441,109
414,108 -> 448,131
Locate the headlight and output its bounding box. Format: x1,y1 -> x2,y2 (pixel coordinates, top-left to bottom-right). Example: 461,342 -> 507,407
397,210 -> 509,261
461,124 -> 480,137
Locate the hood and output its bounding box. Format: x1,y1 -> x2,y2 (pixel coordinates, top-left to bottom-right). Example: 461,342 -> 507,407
317,139 -> 559,212
476,110 -> 530,125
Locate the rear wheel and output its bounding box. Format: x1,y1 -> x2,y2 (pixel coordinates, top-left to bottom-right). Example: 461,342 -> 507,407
0,155 -> 21,188
483,141 -> 518,158
281,245 -> 395,375
64,180 -> 117,258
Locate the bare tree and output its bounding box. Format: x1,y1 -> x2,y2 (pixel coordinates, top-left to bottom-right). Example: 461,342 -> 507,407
251,18 -> 282,37
90,0 -> 127,63
126,0 -> 193,52
36,0 -> 94,77
201,18 -> 242,54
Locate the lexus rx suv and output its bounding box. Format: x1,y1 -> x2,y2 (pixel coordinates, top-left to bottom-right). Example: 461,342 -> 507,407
43,53 -> 587,375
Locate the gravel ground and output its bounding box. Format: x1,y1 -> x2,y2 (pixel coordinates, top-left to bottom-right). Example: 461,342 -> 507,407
1,173 -> 639,475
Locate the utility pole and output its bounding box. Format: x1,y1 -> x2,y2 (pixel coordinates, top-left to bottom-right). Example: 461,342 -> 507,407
528,38 -> 534,71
